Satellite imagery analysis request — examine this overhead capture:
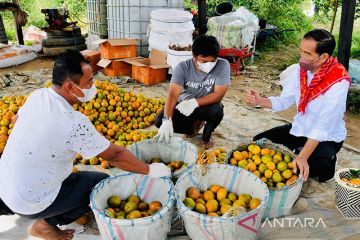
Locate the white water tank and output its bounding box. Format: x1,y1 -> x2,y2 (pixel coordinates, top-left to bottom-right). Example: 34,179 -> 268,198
87,0 -> 108,38
148,9 -> 194,52
107,0 -> 184,56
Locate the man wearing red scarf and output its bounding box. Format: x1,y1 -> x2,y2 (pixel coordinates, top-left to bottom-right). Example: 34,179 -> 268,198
246,29 -> 351,182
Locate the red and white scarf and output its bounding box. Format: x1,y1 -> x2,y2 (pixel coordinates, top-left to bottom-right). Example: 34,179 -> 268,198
298,56 -> 351,114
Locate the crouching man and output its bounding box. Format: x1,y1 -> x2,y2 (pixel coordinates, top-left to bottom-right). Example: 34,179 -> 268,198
155,35 -> 231,149
246,29 -> 351,182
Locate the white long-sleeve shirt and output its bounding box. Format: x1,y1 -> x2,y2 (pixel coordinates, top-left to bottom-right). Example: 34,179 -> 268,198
268,64 -> 350,143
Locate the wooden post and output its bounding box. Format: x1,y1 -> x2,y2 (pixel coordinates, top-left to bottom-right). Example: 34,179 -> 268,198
12,0 -> 23,45
337,0 -> 356,70
198,0 -> 207,35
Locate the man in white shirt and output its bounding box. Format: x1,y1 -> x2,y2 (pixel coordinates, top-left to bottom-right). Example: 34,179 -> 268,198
246,29 -> 351,182
0,50 -> 170,240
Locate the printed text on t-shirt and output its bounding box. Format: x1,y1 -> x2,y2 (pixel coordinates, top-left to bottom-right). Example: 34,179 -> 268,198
186,78 -> 215,92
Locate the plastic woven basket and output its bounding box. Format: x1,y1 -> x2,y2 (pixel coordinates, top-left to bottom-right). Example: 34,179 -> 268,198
335,168 -> 360,219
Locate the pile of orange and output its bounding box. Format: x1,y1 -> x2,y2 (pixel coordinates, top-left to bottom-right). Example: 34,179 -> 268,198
72,80 -> 164,167
73,80 -> 164,148
183,185 -> 262,217
0,80 -> 164,160
105,195 -> 162,219
0,95 -> 27,154
228,144 -> 299,188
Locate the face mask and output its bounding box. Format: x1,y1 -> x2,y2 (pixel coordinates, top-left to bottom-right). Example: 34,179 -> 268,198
197,60 -> 217,73
299,56 -> 321,71
72,83 -> 97,102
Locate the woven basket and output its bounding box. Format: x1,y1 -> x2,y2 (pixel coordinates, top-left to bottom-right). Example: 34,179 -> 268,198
335,168 -> 360,219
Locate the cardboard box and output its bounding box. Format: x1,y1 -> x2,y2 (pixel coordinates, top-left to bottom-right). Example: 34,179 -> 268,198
93,38 -> 138,60
81,49 -> 101,73
124,49 -> 170,85
97,57 -> 143,77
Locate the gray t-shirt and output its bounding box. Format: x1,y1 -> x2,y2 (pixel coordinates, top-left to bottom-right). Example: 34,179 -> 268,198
171,58 -> 231,102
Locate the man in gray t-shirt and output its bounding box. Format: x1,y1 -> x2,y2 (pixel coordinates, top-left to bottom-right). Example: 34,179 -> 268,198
155,35 -> 230,149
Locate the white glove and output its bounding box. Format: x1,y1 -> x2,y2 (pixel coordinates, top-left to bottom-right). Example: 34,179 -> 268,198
148,163 -> 171,178
155,119 -> 173,143
176,98 -> 199,116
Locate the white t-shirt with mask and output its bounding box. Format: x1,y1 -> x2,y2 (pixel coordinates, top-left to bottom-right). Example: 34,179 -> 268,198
0,88 -> 110,215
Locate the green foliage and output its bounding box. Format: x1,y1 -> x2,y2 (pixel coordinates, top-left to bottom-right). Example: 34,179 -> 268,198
314,0 -> 360,19
313,0 -> 336,19
347,90 -> 360,114
62,0 -> 87,22
333,33 -> 360,59
350,169 -> 360,179
233,0 -> 312,42
1,0 -> 86,42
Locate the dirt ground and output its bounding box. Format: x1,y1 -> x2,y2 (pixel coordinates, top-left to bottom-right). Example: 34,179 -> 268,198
0,49 -> 359,149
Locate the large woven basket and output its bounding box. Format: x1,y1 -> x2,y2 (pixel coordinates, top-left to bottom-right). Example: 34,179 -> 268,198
335,168 -> 360,219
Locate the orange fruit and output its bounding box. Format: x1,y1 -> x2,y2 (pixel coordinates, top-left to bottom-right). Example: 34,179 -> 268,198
203,190 -> 215,201
216,188 -> 227,201
247,162 -> 257,172
233,151 -> 244,161
101,160 -> 110,169
220,204 -> 232,215
260,148 -> 271,156
208,212 -> 219,217
264,170 -> 273,179
286,175 -> 298,185
209,185 -> 222,193
288,162 -> 294,169
186,187 -> 200,200
75,215 -> 90,225
282,169 -> 293,179
253,171 -> 261,178
249,198 -> 261,210
205,199 -> 218,213
149,201 -> 162,211
230,158 -> 237,165
266,162 -> 276,171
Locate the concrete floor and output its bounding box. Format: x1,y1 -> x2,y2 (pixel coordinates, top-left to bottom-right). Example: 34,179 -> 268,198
0,215 -> 90,240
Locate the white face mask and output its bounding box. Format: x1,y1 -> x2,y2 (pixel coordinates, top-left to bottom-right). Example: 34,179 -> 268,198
72,83 -> 97,102
197,60 -> 217,73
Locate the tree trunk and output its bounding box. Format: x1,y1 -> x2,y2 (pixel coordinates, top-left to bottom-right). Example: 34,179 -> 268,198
12,0 -> 23,45
0,14 -> 8,44
338,0 -> 356,70
330,0 -> 339,33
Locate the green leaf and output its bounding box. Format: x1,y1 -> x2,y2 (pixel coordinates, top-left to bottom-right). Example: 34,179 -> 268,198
350,169 -> 360,178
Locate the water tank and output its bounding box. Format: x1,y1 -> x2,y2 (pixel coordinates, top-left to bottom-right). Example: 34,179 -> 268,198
86,0 -> 108,38
107,0 -> 184,56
